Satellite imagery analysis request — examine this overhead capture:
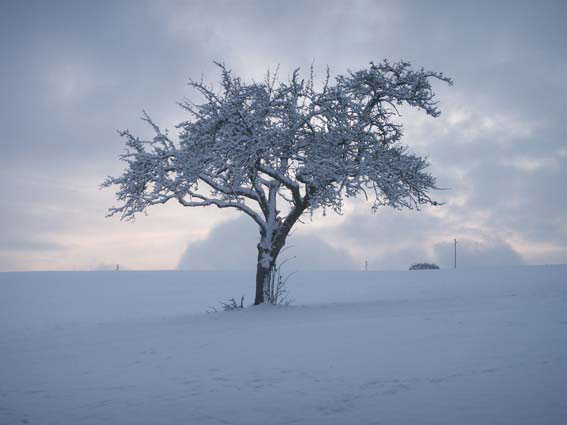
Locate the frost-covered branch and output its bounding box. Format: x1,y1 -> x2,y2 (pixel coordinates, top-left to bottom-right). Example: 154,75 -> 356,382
104,60 -> 451,221
104,60 -> 451,303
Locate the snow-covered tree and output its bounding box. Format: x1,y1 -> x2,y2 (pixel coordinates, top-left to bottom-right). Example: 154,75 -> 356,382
103,60 -> 452,304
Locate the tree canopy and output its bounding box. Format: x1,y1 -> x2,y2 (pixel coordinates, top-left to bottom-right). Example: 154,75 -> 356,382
103,60 -> 452,303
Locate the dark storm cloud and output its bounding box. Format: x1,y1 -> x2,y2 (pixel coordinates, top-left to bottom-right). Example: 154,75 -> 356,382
178,217 -> 358,271
0,0 -> 565,270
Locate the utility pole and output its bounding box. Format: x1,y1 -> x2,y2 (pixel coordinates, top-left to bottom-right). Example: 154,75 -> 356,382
454,239 -> 457,269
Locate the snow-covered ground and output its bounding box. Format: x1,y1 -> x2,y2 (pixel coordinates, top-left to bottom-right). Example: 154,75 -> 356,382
1,266 -> 566,425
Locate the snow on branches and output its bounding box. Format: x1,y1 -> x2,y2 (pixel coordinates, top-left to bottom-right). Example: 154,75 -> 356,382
104,60 -> 451,224
103,60 -> 451,303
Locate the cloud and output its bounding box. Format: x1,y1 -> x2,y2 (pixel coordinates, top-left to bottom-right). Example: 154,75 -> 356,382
178,217 -> 358,271
0,0 -> 565,271
322,204 -> 527,270
0,238 -> 65,252
433,239 -> 524,269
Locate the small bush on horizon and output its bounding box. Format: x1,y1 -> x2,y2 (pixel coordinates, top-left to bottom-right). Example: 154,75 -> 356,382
409,263 -> 440,270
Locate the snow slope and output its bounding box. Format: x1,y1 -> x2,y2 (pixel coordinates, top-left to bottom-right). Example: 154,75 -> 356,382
1,266 -> 566,424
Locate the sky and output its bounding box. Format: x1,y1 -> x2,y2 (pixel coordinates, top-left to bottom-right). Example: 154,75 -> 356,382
0,0 -> 565,272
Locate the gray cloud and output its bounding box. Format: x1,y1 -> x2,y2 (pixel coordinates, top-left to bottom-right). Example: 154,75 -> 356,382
326,207 -> 527,270
368,245 -> 432,271
335,208 -> 444,246
433,239 -> 524,269
0,0 -> 565,270
0,239 -> 64,253
178,217 -> 358,271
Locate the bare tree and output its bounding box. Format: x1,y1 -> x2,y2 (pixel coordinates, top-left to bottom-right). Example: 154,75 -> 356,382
103,60 -> 452,304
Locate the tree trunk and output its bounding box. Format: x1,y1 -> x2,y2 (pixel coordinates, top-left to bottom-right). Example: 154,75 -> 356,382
254,240 -> 276,305
254,262 -> 269,305
254,212 -> 299,304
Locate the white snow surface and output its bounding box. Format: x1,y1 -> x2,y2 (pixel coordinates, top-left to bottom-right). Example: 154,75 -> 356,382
1,266 -> 566,425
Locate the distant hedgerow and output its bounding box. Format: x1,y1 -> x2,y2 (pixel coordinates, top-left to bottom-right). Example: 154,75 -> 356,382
409,263 -> 440,270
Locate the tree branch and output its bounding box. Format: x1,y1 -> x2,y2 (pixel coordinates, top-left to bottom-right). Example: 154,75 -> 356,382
177,192 -> 266,230
257,163 -> 303,205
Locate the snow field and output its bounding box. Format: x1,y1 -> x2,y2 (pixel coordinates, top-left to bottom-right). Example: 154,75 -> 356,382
0,266 -> 566,424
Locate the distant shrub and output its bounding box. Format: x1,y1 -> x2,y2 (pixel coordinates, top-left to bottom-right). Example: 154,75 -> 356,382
409,263 -> 440,270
